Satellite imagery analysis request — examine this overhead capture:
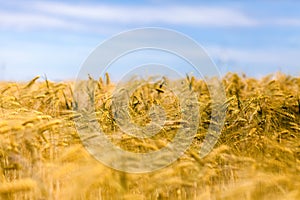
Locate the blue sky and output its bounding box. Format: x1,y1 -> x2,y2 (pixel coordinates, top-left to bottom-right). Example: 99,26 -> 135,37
0,0 -> 300,81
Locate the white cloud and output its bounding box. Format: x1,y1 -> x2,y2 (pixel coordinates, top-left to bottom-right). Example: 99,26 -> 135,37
0,9 -> 121,34
2,1 -> 300,32
1,0 -> 300,33
0,11 -> 85,31
32,2 -> 257,27
0,1 -> 258,32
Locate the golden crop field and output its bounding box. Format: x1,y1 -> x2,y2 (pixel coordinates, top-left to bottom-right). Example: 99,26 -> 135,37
0,72 -> 299,200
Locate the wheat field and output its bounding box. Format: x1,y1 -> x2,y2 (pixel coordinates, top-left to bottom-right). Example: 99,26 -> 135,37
0,72 -> 299,200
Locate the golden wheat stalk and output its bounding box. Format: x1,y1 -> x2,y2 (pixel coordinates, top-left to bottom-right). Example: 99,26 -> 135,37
0,179 -> 37,194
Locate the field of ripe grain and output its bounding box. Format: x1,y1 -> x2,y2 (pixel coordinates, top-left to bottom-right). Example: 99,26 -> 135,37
0,73 -> 299,200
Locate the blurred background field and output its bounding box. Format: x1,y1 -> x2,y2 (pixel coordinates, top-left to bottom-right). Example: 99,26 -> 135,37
0,73 -> 299,199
